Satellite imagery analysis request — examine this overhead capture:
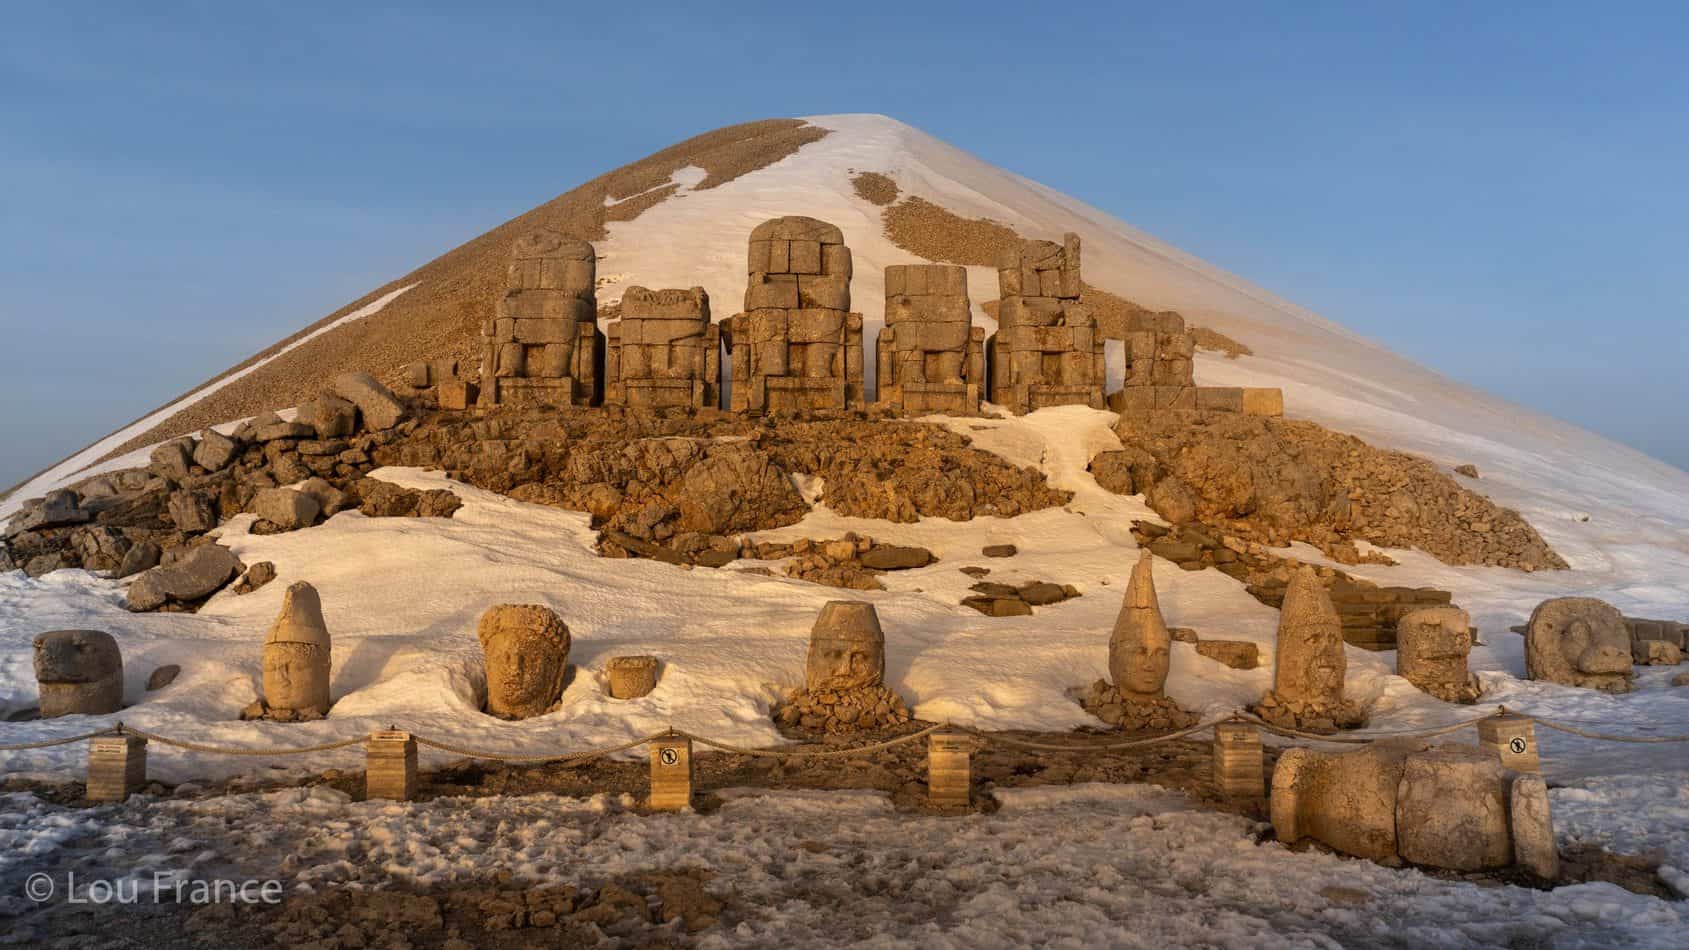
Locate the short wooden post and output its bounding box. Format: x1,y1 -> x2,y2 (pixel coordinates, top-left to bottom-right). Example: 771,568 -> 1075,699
1212,722 -> 1264,800
1479,714 -> 1540,773
928,732 -> 971,807
649,734 -> 693,811
365,730 -> 418,801
87,734 -> 147,802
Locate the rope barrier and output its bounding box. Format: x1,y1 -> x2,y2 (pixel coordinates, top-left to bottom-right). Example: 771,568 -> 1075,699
1234,709 -> 1498,744
685,723 -> 947,759
410,731 -> 664,764
957,715 -> 1229,752
114,725 -> 366,757
1530,719 -> 1689,744
0,728 -> 117,751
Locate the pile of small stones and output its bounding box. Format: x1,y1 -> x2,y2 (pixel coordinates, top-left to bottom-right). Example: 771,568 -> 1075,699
775,685 -> 913,734
1077,679 -> 1198,731
962,579 -> 1080,616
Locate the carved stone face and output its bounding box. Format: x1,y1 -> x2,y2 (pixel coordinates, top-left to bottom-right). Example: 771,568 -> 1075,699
33,629 -> 121,684
1272,570 -> 1348,706
1116,637 -> 1170,697
1398,608 -> 1472,683
804,601 -> 885,692
262,642 -> 330,714
1525,597 -> 1633,692
478,605 -> 571,720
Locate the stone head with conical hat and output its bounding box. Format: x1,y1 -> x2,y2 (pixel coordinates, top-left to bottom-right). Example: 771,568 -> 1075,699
1109,552 -> 1172,698
262,581 -> 333,716
805,601 -> 885,692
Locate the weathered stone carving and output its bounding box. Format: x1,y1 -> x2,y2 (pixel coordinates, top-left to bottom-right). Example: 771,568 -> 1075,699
1525,597 -> 1633,693
605,286 -> 720,409
1273,741 -> 1557,876
1251,567 -> 1365,732
987,233 -> 1105,413
261,582 -> 333,719
605,655 -> 660,699
480,231 -> 602,407
1396,606 -> 1481,703
478,604 -> 572,719
725,217 -> 864,413
877,264 -> 983,414
777,600 -> 911,733
34,630 -> 123,717
805,601 -> 885,691
1082,552 -> 1196,729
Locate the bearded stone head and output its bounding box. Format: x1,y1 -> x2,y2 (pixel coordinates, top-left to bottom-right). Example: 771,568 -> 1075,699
805,601 -> 885,692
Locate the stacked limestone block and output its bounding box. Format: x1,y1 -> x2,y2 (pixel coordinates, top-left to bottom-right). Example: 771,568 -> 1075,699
987,234 -> 1106,413
876,264 -> 984,414
1106,308 -> 1283,417
725,217 -> 865,413
479,230 -> 603,408
401,358 -> 478,411
604,286 -> 720,409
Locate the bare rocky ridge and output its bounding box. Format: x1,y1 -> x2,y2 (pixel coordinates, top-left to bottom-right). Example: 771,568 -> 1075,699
1109,409 -> 1566,572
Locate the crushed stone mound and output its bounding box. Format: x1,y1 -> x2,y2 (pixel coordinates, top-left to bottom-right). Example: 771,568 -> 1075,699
1077,680 -> 1199,731
1111,409 -> 1566,572
381,407 -> 1072,561
1249,691 -> 1367,735
775,685 -> 913,735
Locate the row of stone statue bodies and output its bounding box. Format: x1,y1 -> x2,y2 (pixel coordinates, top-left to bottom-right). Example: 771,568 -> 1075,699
473,218 -> 1118,417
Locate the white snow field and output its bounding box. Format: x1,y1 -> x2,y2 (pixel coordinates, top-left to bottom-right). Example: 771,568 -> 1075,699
1,114 -> 1685,939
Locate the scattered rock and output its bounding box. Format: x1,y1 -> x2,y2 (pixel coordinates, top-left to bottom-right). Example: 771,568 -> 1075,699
332,372 -> 409,431
114,541 -> 161,579
859,544 -> 934,570
231,561 -> 277,595
1633,639 -> 1683,666
126,543 -> 240,612
193,429 -> 240,472
252,487 -> 321,532
1169,626 -> 1199,643
1454,464 -> 1480,479
148,439 -> 196,482
295,395 -> 358,438
1194,640 -> 1260,670
146,664 -> 181,691
962,578 -> 1079,615
982,544 -> 1017,558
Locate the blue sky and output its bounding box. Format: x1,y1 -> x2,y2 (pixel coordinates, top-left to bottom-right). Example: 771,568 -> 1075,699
3,2 -> 1685,487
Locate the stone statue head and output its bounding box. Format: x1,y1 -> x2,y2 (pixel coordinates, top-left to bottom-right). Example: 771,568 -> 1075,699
805,601 -> 885,692
478,604 -> 572,719
262,582 -> 333,715
1397,606 -> 1479,703
1525,597 -> 1633,692
1272,569 -> 1347,704
1109,552 -> 1172,698
33,629 -> 121,684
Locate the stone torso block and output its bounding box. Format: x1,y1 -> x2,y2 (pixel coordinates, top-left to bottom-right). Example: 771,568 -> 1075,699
987,233 -> 1104,414
877,264 -> 982,414
480,231 -> 603,407
728,217 -> 864,413
605,286 -> 720,409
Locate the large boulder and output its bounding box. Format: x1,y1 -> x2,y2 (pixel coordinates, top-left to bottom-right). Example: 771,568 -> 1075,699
125,543 -> 240,611
252,487 -> 321,531
1397,606 -> 1481,703
5,489 -> 90,537
1395,746 -> 1513,870
1272,740 -> 1423,861
148,438 -> 197,482
262,582 -> 333,717
168,489 -> 219,534
1525,597 -> 1633,692
1272,741 -> 1558,875
294,395 -> 358,439
332,372 -> 408,431
673,444 -> 806,535
33,629 -> 124,717
478,605 -> 571,719
193,428 -> 240,472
